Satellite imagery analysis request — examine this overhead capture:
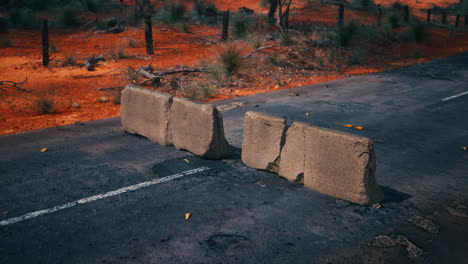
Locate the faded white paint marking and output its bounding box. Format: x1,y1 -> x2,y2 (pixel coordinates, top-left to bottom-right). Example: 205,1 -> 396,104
442,91 -> 468,101
0,167 -> 209,226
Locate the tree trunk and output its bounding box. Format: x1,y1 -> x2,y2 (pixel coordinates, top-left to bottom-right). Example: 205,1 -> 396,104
282,4 -> 290,33
222,10 -> 229,41
268,0 -> 278,24
427,9 -> 431,24
403,5 -> 409,23
442,11 -> 447,24
465,15 -> 468,26
144,15 -> 153,55
338,3 -> 345,27
377,4 -> 382,26
41,19 -> 49,67
455,14 -> 460,27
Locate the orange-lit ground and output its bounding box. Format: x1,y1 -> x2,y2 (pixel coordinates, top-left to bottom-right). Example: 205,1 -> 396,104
1,0 -> 467,135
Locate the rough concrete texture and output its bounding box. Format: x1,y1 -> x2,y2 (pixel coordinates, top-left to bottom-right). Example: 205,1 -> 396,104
170,97 -> 231,159
120,84 -> 173,145
304,126 -> 383,205
278,122 -> 308,183
241,111 -> 287,172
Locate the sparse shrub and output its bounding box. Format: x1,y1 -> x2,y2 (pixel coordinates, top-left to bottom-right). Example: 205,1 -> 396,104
219,45 -> 243,76
247,34 -> 265,49
194,0 -> 219,24
128,39 -> 137,48
410,22 -> 426,43
184,82 -> 214,101
61,7 -> 80,27
36,98 -> 54,115
7,8 -> 38,29
357,0 -> 373,8
117,48 -> 127,59
50,44 -> 59,52
349,49 -> 364,65
268,56 -> 281,66
0,37 -> 13,47
0,17 -> 8,33
338,21 -> 358,47
280,33 -> 293,45
159,3 -> 186,23
63,54 -> 77,66
233,16 -> 249,38
126,67 -> 139,82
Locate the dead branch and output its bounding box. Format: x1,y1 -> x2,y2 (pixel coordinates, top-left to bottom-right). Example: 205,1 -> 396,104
242,44 -> 287,59
84,55 -> 105,71
72,69 -> 123,79
137,66 -> 206,85
0,78 -> 31,92
93,86 -> 124,91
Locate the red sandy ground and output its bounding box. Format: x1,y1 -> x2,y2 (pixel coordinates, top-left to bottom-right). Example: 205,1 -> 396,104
0,0 -> 467,135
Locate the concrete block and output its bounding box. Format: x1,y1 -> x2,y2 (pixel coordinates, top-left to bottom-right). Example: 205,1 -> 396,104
170,97 -> 231,159
278,122 -> 308,183
241,111 -> 287,172
304,126 -> 383,205
120,84 -> 173,145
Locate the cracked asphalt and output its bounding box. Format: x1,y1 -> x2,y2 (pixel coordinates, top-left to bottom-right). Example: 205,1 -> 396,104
1,53 -> 467,263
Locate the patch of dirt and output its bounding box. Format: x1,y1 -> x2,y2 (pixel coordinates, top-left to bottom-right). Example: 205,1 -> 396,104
1,1 -> 467,135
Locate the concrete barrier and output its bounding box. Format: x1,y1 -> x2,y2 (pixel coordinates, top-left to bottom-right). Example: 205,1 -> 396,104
241,111 -> 383,205
278,122 -> 308,183
241,111 -> 287,172
121,84 -> 173,145
169,97 -> 231,159
121,85 -> 231,159
304,126 -> 383,205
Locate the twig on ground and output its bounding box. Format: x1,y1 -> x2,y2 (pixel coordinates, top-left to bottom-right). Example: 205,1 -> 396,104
0,78 -> 30,92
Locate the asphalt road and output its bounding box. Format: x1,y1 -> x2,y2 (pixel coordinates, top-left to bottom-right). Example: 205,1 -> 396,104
1,53 -> 467,264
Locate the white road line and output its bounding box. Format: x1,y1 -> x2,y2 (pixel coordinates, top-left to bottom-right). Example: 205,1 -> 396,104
442,91 -> 468,101
0,166 -> 209,226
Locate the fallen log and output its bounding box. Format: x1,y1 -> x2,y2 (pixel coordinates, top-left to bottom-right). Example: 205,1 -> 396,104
84,55 -> 105,71
137,66 -> 206,85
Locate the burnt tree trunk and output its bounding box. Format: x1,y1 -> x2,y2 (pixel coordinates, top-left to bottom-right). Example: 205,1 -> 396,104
268,0 -> 278,24
222,9 -> 229,41
427,9 -> 432,23
338,3 -> 345,27
455,14 -> 460,27
41,19 -> 49,67
377,4 -> 382,26
282,4 -> 290,33
144,15 -> 153,54
465,15 -> 468,26
442,11 -> 447,24
403,5 -> 410,23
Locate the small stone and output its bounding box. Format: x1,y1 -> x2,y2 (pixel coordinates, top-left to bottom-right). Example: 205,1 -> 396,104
71,103 -> 81,108
98,96 -> 109,103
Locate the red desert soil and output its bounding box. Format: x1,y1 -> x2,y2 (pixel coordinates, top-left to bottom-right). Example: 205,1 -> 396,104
0,0 -> 467,135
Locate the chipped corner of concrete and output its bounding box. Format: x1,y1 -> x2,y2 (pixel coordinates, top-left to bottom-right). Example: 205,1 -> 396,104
241,111 -> 287,172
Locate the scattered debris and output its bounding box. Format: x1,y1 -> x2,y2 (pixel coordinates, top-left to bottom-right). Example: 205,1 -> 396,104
305,113 -> 310,116
447,200 -> 467,218
75,121 -> 85,126
368,235 -> 423,260
374,139 -> 385,143
40,148 -> 48,153
355,126 -> 365,130
287,93 -> 300,96
98,96 -> 109,103
407,215 -> 439,233
344,124 -> 354,128
329,199 -> 351,208
462,146 -> 467,151
185,213 -> 191,220
372,203 -> 382,209
183,158 -> 190,163
217,102 -> 245,112
255,181 -> 266,188
71,103 -> 81,108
